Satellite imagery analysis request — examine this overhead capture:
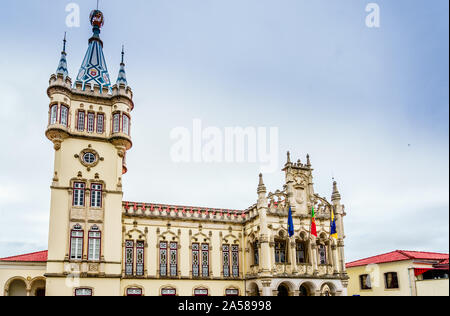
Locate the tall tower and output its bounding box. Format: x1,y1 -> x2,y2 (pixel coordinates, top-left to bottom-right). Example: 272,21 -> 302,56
45,9 -> 133,296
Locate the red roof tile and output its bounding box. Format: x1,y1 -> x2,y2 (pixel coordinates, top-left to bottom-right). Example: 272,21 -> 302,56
346,250 -> 449,268
0,250 -> 48,262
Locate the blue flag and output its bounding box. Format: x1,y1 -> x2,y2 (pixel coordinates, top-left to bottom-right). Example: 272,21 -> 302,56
288,207 -> 294,237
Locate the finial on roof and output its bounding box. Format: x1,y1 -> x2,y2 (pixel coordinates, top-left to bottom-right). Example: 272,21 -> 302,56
286,151 -> 291,165
332,180 -> 341,202
116,45 -> 128,86
306,154 -> 311,167
56,33 -> 69,78
257,173 -> 267,194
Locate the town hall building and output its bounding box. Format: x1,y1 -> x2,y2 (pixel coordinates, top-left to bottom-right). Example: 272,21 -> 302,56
0,9 -> 349,296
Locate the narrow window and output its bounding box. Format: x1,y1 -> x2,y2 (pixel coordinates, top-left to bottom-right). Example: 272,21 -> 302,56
296,242 -> 307,264
60,105 -> 68,127
318,245 -> 327,265
96,114 -> 104,134
159,242 -> 168,277
232,245 -> 239,277
77,111 -> 85,132
113,113 -> 120,133
136,241 -> 145,276
90,184 -> 102,208
202,244 -> 209,277
127,288 -> 143,296
75,288 -> 92,296
360,274 -> 372,290
169,242 -> 178,277
123,114 -> 130,135
87,112 -> 95,133
50,105 -> 58,125
70,226 -> 84,260
192,243 -> 200,277
73,182 -> 85,207
125,240 -> 134,276
385,272 -> 399,289
88,227 -> 101,261
275,241 -> 287,264
223,245 -> 230,277
253,241 -> 259,266
194,289 -> 208,296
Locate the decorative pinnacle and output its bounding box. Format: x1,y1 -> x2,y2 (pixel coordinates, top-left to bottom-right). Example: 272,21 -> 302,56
306,154 -> 311,167
286,151 -> 291,165
257,173 -> 267,194
63,32 -> 67,53
332,180 -> 341,202
121,45 -> 125,64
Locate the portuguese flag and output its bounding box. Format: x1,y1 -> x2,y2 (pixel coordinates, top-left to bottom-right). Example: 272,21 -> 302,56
310,207 -> 318,237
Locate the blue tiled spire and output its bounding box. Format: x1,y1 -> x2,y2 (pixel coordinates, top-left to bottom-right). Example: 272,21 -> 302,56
75,10 -> 111,93
116,45 -> 128,86
56,33 -> 69,78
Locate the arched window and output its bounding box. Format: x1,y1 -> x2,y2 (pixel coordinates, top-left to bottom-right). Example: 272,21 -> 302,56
60,105 -> 68,127
201,244 -> 210,277
127,288 -> 143,296
50,105 -> 58,125
125,240 -> 134,276
222,245 -> 230,277
192,243 -> 200,277
136,241 -> 145,276
275,240 -> 287,264
231,245 -> 239,277
225,288 -> 239,296
161,288 -> 176,296
318,244 -> 327,265
194,288 -> 209,296
296,241 -> 308,264
70,225 -> 84,260
277,284 -> 289,296
88,226 -> 101,261
253,241 -> 259,266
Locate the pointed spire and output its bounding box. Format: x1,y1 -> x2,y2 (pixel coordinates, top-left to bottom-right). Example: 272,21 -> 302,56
257,173 -> 267,194
331,180 -> 341,202
75,9 -> 111,93
116,45 -> 128,86
306,154 -> 311,167
286,151 -> 292,166
56,32 -> 69,78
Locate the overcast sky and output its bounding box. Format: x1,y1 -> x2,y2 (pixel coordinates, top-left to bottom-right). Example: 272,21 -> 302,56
0,0 -> 448,262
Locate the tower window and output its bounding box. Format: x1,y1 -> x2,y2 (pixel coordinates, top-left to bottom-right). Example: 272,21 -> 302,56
90,184 -> 102,208
87,113 -> 95,133
70,226 -> 84,260
60,105 -> 68,127
125,240 -> 134,276
318,245 -> 327,265
77,111 -> 85,132
50,105 -> 58,125
88,226 -> 101,261
123,114 -> 130,135
73,182 -> 86,207
136,241 -> 145,276
83,152 -> 96,165
97,114 -> 104,134
223,245 -> 230,277
113,113 -> 120,133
